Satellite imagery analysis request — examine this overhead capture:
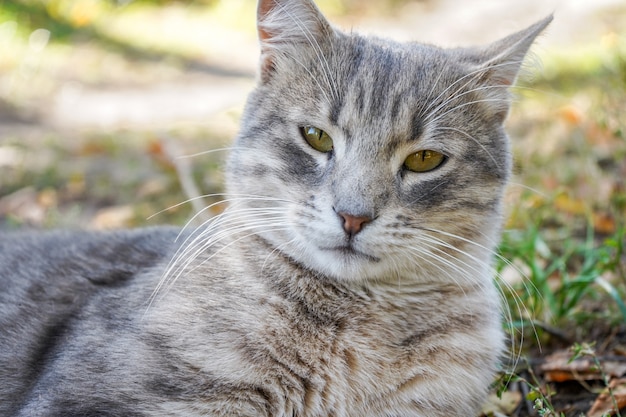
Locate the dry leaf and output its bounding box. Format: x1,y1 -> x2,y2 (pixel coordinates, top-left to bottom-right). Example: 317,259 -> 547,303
539,350 -> 626,383
588,378 -> 626,417
0,187 -> 45,225
558,104 -> 584,125
554,193 -> 587,216
91,205 -> 135,229
79,140 -> 107,156
593,212 -> 617,235
147,139 -> 175,170
480,391 -> 522,416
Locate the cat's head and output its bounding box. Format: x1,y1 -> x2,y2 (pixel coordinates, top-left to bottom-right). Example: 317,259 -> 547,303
226,0 -> 550,284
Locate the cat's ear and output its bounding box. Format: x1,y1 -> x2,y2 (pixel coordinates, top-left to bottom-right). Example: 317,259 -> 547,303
256,0 -> 334,83
478,15 -> 553,86
463,15 -> 552,118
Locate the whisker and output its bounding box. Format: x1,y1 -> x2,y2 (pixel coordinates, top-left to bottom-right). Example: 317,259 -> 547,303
399,245 -> 474,295
147,193 -> 228,221
506,182 -> 548,198
420,60 -> 526,124
418,63 -> 495,121
164,222 -> 289,295
148,198 -> 294,309
420,227 -> 541,357
178,194 -> 295,238
261,236 -> 299,272
276,2 -> 338,103
282,52 -> 333,105
151,216 -> 289,306
176,147 -> 244,159
407,180 -> 449,206
433,126 -> 500,169
426,98 -> 514,129
418,69 -> 447,118
405,236 -> 489,288
172,208 -> 287,274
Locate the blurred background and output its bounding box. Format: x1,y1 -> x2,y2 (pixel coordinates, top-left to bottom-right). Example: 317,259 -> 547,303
0,0 -> 625,415
0,0 -> 624,231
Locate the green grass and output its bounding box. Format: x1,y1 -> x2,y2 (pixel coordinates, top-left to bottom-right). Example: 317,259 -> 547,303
498,226 -> 626,337
495,32 -> 626,414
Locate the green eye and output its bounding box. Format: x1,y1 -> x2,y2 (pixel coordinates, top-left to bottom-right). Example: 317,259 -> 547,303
301,126 -> 334,153
404,150 -> 446,173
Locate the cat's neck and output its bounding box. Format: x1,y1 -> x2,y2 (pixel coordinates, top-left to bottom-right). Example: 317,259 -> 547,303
239,234 -> 494,318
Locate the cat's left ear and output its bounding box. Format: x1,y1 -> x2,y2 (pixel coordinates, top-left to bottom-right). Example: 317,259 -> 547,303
256,0 -> 334,83
478,15 -> 553,86
463,15 -> 552,118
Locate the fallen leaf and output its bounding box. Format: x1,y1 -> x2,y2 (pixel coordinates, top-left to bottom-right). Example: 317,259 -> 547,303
147,139 -> 175,170
539,350 -> 626,383
137,178 -> 168,198
0,186 -> 45,225
91,205 -> 135,229
559,104 -> 584,125
593,212 -> 616,235
481,391 -> 522,416
37,188 -> 58,209
588,378 -> 626,417
146,139 -> 165,158
79,140 -> 107,156
554,193 -> 588,216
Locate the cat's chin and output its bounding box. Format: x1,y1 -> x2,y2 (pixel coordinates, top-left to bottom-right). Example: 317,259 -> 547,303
319,245 -> 379,263
295,244 -> 394,283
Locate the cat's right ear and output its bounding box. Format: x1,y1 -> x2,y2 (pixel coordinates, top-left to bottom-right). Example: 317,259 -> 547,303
257,0 -> 334,83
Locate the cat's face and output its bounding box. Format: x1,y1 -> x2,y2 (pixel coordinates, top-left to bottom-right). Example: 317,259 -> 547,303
225,0 -> 550,284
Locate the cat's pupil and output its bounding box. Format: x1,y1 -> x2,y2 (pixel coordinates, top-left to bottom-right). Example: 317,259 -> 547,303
301,126 -> 334,153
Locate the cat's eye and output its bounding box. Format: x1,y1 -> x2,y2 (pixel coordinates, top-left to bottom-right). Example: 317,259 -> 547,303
301,126 -> 334,153
403,150 -> 446,173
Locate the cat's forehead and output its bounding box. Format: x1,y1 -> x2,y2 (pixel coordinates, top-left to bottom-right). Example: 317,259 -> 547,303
318,36 -> 470,141
339,35 -> 466,83
334,37 -> 471,104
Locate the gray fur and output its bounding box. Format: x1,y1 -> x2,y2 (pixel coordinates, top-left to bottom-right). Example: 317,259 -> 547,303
0,1 -> 551,416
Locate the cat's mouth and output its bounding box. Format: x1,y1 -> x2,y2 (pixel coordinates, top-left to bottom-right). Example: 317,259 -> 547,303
321,245 -> 380,262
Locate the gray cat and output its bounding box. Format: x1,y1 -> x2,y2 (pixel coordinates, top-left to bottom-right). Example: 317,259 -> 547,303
0,1 -> 551,416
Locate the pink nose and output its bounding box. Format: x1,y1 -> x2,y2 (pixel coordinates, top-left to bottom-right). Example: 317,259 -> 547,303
338,212 -> 372,236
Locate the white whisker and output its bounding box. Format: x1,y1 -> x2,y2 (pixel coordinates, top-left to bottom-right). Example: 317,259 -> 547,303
275,2 -> 338,104
176,147 -> 243,159
147,193 -> 228,221
507,182 -> 548,198
420,60 -> 525,125
146,193 -> 297,311
419,226 -> 541,361
426,98 -> 514,128
433,126 -> 500,169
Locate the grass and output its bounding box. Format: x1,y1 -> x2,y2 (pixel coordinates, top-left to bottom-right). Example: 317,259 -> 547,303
499,226 -> 626,330
1,1 -> 625,415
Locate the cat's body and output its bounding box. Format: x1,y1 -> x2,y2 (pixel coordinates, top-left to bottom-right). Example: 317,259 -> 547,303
0,227 -> 499,416
0,1 -> 551,416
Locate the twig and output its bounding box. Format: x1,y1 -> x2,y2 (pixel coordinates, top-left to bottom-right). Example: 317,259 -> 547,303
160,136 -> 210,223
533,321 -> 574,344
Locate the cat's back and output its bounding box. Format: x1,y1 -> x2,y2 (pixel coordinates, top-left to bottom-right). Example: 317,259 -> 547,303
0,227 -> 180,416
0,227 -> 180,309
0,227 -> 180,285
